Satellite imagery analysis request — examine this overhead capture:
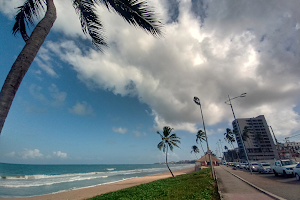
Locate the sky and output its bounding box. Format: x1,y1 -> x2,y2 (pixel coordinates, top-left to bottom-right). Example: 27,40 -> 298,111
1,0 -> 300,164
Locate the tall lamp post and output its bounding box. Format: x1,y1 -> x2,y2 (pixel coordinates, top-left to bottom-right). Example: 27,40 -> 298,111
193,97 -> 215,180
225,93 -> 252,174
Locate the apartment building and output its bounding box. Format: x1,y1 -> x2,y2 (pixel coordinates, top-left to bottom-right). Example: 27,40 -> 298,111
232,115 -> 279,161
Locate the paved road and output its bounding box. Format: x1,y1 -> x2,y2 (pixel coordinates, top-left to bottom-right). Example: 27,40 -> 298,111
215,166 -> 273,200
220,165 -> 300,200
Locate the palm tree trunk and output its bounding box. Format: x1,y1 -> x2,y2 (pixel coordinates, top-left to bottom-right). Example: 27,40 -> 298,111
0,0 -> 57,134
165,145 -> 174,177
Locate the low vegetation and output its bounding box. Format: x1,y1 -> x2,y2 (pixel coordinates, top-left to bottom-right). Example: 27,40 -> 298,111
89,168 -> 220,200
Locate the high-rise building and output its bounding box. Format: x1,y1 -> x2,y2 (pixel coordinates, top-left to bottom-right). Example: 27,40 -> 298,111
232,115 -> 279,161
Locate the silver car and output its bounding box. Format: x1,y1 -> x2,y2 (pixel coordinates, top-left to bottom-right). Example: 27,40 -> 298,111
258,163 -> 272,174
293,163 -> 300,181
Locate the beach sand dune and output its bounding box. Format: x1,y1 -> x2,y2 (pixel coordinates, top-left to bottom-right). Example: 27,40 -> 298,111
1,167 -> 195,200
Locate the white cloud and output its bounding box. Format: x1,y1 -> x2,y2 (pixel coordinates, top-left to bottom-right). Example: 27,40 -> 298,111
112,127 -> 127,134
53,151 -> 67,158
0,0 -> 25,19
20,149 -> 43,159
5,0 -> 300,138
68,101 -> 94,116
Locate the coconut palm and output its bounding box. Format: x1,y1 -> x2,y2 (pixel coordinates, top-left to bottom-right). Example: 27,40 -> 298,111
191,145 -> 200,159
157,126 -> 180,177
0,0 -> 162,134
224,128 -> 235,148
196,129 -> 206,155
224,128 -> 240,161
242,126 -> 251,154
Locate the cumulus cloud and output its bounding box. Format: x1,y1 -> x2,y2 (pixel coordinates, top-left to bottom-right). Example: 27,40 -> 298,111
68,101 -> 94,116
53,151 -> 67,158
4,0 -> 300,138
112,127 -> 127,134
20,149 -> 43,159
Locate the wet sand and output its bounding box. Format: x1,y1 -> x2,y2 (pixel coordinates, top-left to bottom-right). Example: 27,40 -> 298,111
1,167 -> 195,200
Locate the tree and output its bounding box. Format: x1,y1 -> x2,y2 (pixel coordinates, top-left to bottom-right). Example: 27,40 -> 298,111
242,126 -> 251,154
224,128 -> 240,161
191,145 -> 200,159
157,126 -> 180,177
0,0 -> 162,134
196,129 -> 206,156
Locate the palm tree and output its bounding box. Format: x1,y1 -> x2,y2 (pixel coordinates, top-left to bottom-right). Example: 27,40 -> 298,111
224,128 -> 235,149
242,126 -> 250,154
196,129 -> 206,156
0,0 -> 162,134
157,126 -> 180,177
191,145 -> 200,159
224,128 -> 240,161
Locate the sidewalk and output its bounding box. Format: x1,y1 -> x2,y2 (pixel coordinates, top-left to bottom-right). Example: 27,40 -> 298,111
215,166 -> 274,200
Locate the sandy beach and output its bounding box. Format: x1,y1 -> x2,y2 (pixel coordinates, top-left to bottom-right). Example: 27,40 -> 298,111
1,167 -> 195,200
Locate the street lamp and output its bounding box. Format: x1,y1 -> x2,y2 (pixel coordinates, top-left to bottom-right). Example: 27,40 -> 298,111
225,93 -> 252,174
193,96 -> 215,180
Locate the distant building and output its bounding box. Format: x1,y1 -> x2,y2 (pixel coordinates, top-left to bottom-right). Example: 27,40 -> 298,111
232,115 -> 279,161
284,142 -> 300,149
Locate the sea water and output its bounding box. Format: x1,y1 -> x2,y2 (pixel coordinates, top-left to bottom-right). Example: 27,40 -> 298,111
0,163 -> 194,198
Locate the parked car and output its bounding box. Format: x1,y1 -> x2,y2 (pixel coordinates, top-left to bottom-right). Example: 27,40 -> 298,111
239,163 -> 247,169
293,163 -> 300,181
250,162 -> 259,172
258,163 -> 272,173
271,159 -> 297,177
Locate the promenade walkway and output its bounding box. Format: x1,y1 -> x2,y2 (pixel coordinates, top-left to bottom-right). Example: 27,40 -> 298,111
215,166 -> 275,200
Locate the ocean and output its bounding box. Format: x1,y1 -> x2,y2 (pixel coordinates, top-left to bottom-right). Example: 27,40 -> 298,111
0,163 -> 194,198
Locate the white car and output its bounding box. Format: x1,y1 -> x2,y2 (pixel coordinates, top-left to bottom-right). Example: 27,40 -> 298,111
272,159 -> 297,177
293,163 -> 300,181
258,163 -> 272,174
250,162 -> 259,172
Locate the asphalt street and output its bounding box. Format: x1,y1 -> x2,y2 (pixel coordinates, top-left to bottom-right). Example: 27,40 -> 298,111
219,165 -> 300,200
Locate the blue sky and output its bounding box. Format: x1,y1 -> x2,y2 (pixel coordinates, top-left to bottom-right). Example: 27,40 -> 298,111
1,0 -> 300,164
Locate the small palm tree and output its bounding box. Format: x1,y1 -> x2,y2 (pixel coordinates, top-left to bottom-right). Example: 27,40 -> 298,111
224,128 -> 240,161
191,145 -> 200,159
242,126 -> 251,154
157,126 -> 180,177
196,130 -> 206,156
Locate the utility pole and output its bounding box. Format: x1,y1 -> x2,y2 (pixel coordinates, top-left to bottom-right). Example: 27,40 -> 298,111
194,97 -> 215,181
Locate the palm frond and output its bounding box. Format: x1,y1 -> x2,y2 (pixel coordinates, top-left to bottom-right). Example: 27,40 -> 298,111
73,0 -> 107,50
13,0 -> 45,42
168,142 -> 174,151
171,139 -> 181,144
100,0 -> 162,36
170,141 -> 180,149
157,141 -> 164,151
157,131 -> 164,138
169,133 -> 179,139
163,126 -> 173,137
162,143 -> 166,153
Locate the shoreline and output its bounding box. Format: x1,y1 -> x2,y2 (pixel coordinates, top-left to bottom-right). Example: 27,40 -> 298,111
0,167 -> 195,200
